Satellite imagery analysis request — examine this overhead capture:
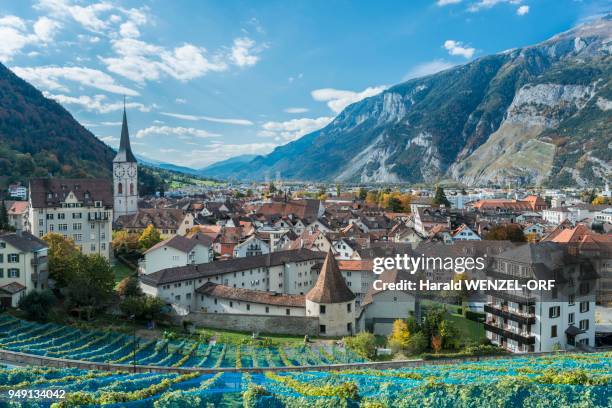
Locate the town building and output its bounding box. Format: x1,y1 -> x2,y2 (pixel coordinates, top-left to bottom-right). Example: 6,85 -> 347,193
140,234 -> 213,275
28,178 -> 113,259
115,208 -> 195,239
484,242 -> 597,352
113,106 -> 138,221
8,184 -> 27,200
0,231 -> 48,307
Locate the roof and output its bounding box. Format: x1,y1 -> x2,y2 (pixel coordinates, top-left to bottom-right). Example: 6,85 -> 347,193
0,282 -> 26,295
0,231 -> 48,252
196,282 -> 305,307
362,269 -> 416,306
306,250 -> 355,303
29,178 -> 113,208
8,201 -> 28,215
115,208 -> 188,230
144,235 -> 206,254
113,107 -> 137,163
337,260 -> 373,271
141,248 -> 325,286
565,325 -> 585,336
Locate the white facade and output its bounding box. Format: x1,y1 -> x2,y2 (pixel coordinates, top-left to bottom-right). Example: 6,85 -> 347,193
306,299 -> 355,336
28,192 -> 112,259
8,185 -> 27,200
197,294 -> 305,316
141,242 -> 212,275
113,161 -> 138,221
359,290 -> 416,335
233,235 -> 270,258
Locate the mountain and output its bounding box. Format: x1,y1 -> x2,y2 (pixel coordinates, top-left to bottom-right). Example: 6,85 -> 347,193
0,62 -> 116,188
200,154 -> 258,178
215,17 -> 611,187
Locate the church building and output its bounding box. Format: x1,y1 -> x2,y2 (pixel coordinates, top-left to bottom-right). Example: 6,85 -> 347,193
113,106 -> 138,221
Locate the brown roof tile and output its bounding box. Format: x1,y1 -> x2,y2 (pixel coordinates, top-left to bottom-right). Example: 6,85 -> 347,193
306,250 -> 355,303
196,282 -> 305,307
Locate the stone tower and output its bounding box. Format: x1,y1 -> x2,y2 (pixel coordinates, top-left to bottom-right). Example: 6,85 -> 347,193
113,104 -> 138,221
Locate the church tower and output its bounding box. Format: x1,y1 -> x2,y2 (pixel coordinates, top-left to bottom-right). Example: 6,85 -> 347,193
113,104 -> 138,221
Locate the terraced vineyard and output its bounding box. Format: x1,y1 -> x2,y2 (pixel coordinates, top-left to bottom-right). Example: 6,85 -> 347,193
0,315 -> 361,369
0,353 -> 609,407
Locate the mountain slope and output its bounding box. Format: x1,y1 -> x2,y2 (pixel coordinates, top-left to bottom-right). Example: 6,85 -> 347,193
0,62 -> 116,187
218,17 -> 611,187
200,154 -> 258,178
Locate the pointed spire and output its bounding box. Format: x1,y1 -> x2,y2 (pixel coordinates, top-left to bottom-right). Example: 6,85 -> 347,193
306,249 -> 355,303
113,100 -> 137,163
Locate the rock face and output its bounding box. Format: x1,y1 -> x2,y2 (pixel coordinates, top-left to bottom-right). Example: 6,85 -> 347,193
205,16 -> 611,187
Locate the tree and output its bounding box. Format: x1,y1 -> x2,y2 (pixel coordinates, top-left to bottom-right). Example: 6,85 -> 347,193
387,197 -> 403,212
18,289 -> 57,320
431,335 -> 442,353
405,331 -> 428,355
592,196 -> 611,205
0,200 -> 9,230
116,276 -> 142,298
439,320 -> 460,350
112,230 -> 140,254
344,332 -> 377,359
432,185 -> 450,207
358,188 -> 367,201
422,307 -> 445,344
43,233 -> 81,287
139,224 -> 162,250
365,191 -> 379,206
388,319 -> 411,352
336,183 -> 341,197
485,224 -> 526,242
268,182 -> 276,194
65,254 -> 115,314
120,295 -> 165,320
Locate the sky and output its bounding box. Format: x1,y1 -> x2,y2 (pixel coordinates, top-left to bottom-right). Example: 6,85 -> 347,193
0,0 -> 609,169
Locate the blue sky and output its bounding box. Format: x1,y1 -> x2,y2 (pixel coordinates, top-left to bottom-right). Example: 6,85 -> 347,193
0,0 -> 608,168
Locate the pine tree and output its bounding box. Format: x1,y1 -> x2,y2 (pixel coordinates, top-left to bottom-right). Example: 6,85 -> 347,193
0,200 -> 9,230
432,185 -> 451,207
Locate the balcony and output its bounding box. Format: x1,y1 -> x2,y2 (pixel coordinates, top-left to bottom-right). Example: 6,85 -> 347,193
484,321 -> 535,345
485,290 -> 536,305
484,304 -> 536,325
88,213 -> 109,222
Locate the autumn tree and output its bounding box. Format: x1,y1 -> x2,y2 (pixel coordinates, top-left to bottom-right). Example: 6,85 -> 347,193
388,319 -> 411,352
358,188 -> 367,201
592,196 -> 611,205
139,224 -> 162,250
43,233 -> 81,287
116,276 -> 142,298
65,254 -> 115,315
485,224 -> 526,242
112,230 -> 140,254
431,335 -> 442,353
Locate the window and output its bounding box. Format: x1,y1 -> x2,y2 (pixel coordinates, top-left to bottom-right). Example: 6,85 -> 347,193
549,306 -> 560,318
579,282 -> 589,295
568,294 -> 575,306
319,305 -> 326,314
46,214 -> 54,220
230,301 -> 233,307
117,183 -> 123,194
175,295 -> 180,301
130,183 -> 134,195
580,302 -> 589,313
347,322 -> 352,333
0,268 -> 3,278
568,312 -> 575,325
265,306 -> 269,313
73,223 -> 82,230
319,325 -> 326,334
8,268 -> 19,278
551,325 -> 557,338
214,298 -> 217,304
578,338 -> 589,346
347,303 -> 351,312
186,293 -> 191,300
579,319 -> 589,331
246,304 -> 250,311
0,254 -> 3,262
8,254 -> 19,263
286,309 -> 290,315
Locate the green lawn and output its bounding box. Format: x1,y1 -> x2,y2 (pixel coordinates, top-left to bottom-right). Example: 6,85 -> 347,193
196,327 -> 314,346
421,299 -> 486,343
112,262 -> 135,284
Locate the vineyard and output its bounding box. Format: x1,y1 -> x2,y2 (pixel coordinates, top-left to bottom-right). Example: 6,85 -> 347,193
0,353 -> 609,407
0,315 -> 362,369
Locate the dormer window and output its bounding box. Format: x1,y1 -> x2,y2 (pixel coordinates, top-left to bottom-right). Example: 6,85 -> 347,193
47,193 -> 53,199
95,201 -> 102,208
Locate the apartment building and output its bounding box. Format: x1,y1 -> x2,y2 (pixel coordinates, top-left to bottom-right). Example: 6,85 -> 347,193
28,178 -> 113,259
0,231 -> 48,307
484,242 -> 597,353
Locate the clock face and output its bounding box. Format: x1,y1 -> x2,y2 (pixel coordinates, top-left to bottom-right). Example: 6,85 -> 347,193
127,166 -> 137,177
114,167 -> 125,177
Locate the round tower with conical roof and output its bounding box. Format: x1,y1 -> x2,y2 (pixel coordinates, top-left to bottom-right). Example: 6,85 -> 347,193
306,250 -> 356,336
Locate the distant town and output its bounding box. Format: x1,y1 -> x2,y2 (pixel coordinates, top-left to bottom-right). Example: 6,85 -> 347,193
1,107 -> 610,360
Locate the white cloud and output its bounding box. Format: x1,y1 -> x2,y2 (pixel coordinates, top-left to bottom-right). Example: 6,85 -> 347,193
258,116 -> 333,142
99,135 -> 118,146
284,107 -> 309,114
160,112 -> 253,126
468,0 -> 523,12
36,0 -> 114,32
135,125 -> 220,139
13,66 -> 139,95
119,21 -> 140,38
101,38 -> 228,83
311,86 -> 387,114
230,37 -> 261,67
44,92 -> 150,113
444,40 -> 475,59
0,15 -> 62,61
437,0 -> 462,5
33,17 -> 62,41
403,59 -> 456,81
100,121 -> 122,126
175,98 -> 187,104
516,5 -> 530,15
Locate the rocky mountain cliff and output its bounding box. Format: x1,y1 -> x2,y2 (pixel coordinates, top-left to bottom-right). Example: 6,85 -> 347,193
208,16 -> 611,187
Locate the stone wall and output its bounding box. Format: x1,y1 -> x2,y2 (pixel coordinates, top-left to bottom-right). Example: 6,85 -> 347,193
175,311 -> 320,336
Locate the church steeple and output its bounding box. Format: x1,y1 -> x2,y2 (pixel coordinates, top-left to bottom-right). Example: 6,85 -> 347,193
113,101 -> 137,163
